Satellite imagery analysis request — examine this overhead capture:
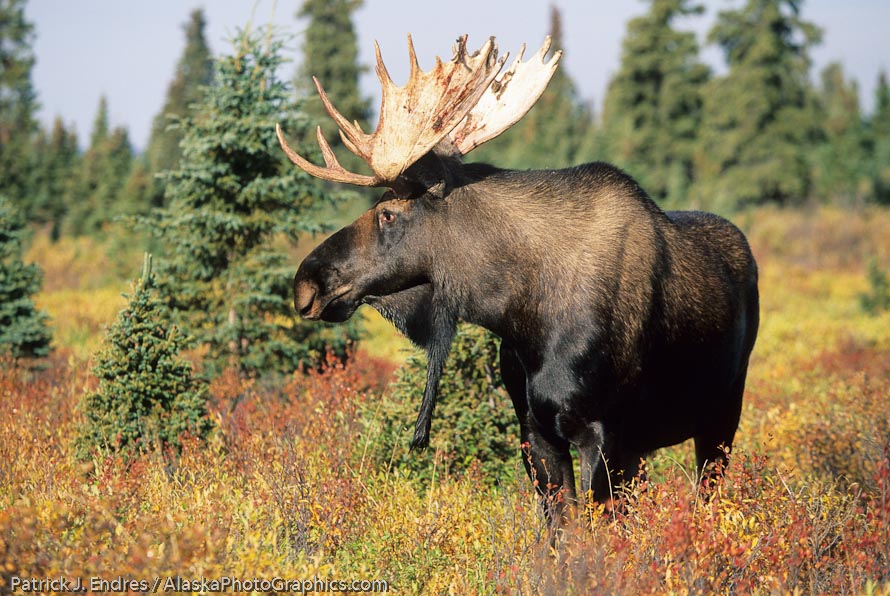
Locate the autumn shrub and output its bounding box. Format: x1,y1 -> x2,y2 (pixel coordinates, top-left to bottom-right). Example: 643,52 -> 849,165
742,205 -> 890,270
211,351 -> 373,558
33,286 -> 124,360
0,350 -> 80,504
23,229 -> 140,359
777,374 -> 890,491
517,450 -> 890,595
75,256 -> 213,462
359,323 -> 519,483
861,258 -> 890,313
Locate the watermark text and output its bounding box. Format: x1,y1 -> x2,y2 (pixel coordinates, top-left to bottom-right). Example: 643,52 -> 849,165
9,575 -> 389,593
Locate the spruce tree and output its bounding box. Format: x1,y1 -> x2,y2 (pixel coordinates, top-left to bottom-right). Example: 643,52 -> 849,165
66,97 -> 134,235
599,0 -> 710,204
29,117 -> 80,239
693,0 -> 822,210
810,63 -> 870,204
146,26 -> 358,378
89,95 -> 109,148
119,161 -> 153,217
96,127 -> 136,216
873,71 -> 890,138
0,196 -> 52,359
142,8 -> 213,209
871,71 -> 890,204
295,0 -> 371,169
66,98 -> 108,234
0,0 -> 38,214
75,254 -> 212,460
471,6 -> 594,169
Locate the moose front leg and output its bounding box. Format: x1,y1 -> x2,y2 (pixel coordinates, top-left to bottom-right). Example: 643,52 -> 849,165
575,423 -> 612,517
523,425 -> 577,528
501,344 -> 576,526
577,430 -> 647,519
524,353 -> 630,524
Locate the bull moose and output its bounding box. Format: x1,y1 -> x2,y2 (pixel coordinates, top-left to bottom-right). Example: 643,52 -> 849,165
278,35 -> 759,520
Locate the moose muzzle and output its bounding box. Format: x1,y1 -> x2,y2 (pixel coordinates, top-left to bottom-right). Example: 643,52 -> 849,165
294,277 -> 319,319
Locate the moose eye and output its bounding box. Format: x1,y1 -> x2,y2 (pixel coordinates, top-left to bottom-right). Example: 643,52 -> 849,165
378,209 -> 396,227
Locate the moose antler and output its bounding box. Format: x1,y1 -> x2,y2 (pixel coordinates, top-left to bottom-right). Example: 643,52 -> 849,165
277,35 -> 561,188
446,37 -> 561,155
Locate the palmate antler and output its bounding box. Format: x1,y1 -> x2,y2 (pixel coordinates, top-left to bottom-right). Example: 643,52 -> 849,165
277,34 -> 562,189
448,37 -> 561,155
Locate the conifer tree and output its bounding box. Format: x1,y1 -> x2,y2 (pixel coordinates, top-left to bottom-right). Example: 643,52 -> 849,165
471,6 -> 594,169
146,26 -> 358,378
599,0 -> 710,204
66,97 -> 134,235
295,0 -> 371,168
89,95 -> 109,148
75,254 -> 212,460
29,117 -> 80,239
98,127 -> 136,214
810,63 -> 870,204
0,0 -> 38,214
0,196 -> 52,359
119,161 -> 153,217
693,0 -> 822,210
873,72 -> 890,138
142,8 -> 213,209
66,98 -> 109,234
871,71 -> 890,204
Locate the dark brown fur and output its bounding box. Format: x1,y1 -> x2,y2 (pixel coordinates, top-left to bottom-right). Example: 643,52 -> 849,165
293,158 -> 759,519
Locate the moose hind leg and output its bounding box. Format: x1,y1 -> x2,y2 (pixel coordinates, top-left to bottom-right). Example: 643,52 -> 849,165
694,434 -> 733,482
694,376 -> 745,483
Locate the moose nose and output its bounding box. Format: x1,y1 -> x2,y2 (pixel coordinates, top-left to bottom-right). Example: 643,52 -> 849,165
294,279 -> 319,318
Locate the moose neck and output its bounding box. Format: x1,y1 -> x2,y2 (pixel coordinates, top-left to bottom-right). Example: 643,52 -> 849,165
427,170 -> 570,352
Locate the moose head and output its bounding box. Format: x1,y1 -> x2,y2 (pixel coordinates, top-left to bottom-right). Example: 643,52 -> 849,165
279,35 -> 559,324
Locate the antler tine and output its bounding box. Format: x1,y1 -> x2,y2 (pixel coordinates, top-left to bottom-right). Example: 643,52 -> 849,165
373,40 -> 393,86
313,77 -> 370,160
407,33 -> 421,81
338,128 -> 363,159
315,126 -> 340,168
276,124 -> 380,187
513,42 -> 528,67
448,36 -> 562,156
451,34 -> 469,63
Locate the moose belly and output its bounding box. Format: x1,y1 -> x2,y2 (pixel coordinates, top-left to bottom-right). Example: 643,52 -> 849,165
620,349 -> 743,452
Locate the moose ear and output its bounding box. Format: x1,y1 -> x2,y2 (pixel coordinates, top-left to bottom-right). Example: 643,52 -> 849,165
425,180 -> 448,200
398,152 -> 458,200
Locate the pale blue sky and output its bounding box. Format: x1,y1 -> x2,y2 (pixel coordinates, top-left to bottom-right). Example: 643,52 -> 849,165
25,1 -> 890,151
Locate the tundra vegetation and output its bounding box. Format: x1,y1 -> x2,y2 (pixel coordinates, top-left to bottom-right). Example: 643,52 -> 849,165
2,0 -> 890,593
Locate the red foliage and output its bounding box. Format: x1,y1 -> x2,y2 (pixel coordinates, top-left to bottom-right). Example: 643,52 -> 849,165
813,337 -> 890,379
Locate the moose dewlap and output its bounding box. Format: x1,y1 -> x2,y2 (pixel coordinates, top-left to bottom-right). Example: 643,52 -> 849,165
277,34 -> 759,523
